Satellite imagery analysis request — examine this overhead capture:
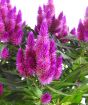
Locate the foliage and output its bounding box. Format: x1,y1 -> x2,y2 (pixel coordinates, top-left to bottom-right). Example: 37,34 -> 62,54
0,0 -> 88,105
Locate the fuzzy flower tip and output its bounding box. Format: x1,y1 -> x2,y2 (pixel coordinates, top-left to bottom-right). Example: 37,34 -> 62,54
77,20 -> 84,41
39,19 -> 48,36
85,7 -> 88,17
70,28 -> 76,35
24,31 -> 36,75
41,93 -> 52,104
0,83 -> 3,96
26,31 -> 34,48
1,47 -> 9,59
54,55 -> 63,80
36,1 -> 69,42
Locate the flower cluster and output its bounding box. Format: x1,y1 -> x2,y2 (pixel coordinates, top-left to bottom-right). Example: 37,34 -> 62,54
77,7 -> 88,42
35,0 -> 69,42
16,31 -> 36,77
16,20 -> 62,85
0,0 -> 24,45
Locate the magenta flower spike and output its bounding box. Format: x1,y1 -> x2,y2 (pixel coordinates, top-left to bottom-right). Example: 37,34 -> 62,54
35,1 -> 69,43
16,10 -> 22,23
70,28 -> 76,35
37,6 -> 43,25
36,20 -> 51,83
0,83 -> 3,96
54,55 -> 63,80
26,31 -> 35,48
77,20 -> 84,41
38,39 -> 56,85
47,39 -> 56,83
36,19 -> 63,84
77,7 -> 88,42
0,0 -> 24,45
85,7 -> 88,18
25,47 -> 36,75
16,48 -> 26,77
44,0 -> 55,19
25,31 -> 36,75
1,47 -> 9,59
41,93 -> 52,104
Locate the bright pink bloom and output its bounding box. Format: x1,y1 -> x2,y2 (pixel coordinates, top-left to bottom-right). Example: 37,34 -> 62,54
41,93 -> 52,104
36,20 -> 62,85
1,47 -> 9,59
25,31 -> 36,75
36,20 -> 51,84
85,7 -> 88,17
54,56 -> 63,80
77,20 -> 85,41
16,48 -> 29,77
16,32 -> 36,76
0,83 -> 3,96
77,7 -> 88,42
35,1 -> 69,42
16,48 -> 25,76
70,28 -> 76,35
0,0 -> 24,45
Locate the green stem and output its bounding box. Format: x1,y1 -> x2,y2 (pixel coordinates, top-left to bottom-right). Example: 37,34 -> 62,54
46,86 -> 71,96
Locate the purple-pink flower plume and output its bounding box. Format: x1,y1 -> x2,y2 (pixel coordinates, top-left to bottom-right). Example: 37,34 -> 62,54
0,83 -> 3,96
41,93 -> 52,104
0,0 -> 24,45
1,47 -> 9,59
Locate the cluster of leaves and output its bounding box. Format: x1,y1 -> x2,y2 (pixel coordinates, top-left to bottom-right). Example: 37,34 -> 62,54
0,24 -> 88,105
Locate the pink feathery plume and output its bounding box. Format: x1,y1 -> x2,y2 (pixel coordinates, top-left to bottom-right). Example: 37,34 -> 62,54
0,0 -> 24,45
1,47 -> 9,59
38,39 -> 56,85
0,83 -> 3,96
41,92 -> 52,104
54,55 -> 63,80
25,31 -> 36,75
16,48 -> 27,77
36,20 -> 51,84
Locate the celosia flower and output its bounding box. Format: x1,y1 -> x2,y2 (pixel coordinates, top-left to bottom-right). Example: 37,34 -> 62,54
0,0 -> 24,45
1,47 -> 9,59
77,20 -> 85,41
25,31 -> 36,75
85,7 -> 88,17
16,32 -> 36,76
35,6 -> 44,33
35,0 -> 55,34
43,0 -> 55,27
36,20 -> 62,85
36,20 -> 51,83
35,0 -> 69,43
39,39 -> 57,85
16,48 -> 30,77
70,28 -> 76,35
77,7 -> 88,42
0,83 -> 3,96
54,55 -> 63,80
26,31 -> 35,48
16,48 -> 26,76
41,93 -> 52,104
